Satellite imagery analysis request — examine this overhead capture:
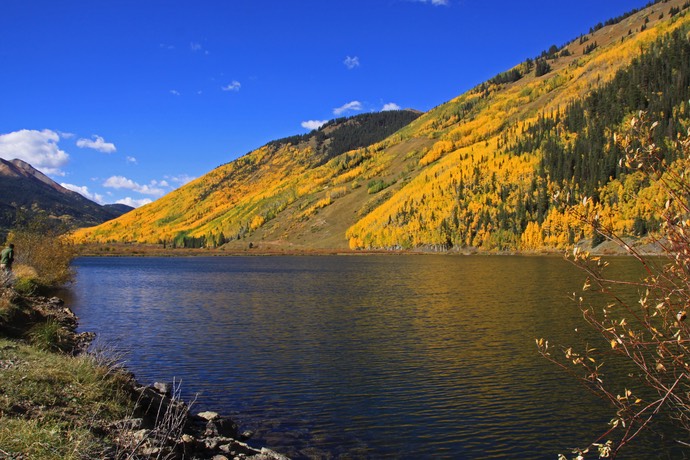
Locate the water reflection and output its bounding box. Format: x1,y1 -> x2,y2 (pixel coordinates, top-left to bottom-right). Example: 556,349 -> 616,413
66,255 -> 686,459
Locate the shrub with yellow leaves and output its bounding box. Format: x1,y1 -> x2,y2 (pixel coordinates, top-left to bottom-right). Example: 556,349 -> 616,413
6,214 -> 74,289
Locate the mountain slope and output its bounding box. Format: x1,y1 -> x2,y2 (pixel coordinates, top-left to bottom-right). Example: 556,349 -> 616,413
73,110 -> 423,247
0,158 -> 133,234
74,0 -> 690,251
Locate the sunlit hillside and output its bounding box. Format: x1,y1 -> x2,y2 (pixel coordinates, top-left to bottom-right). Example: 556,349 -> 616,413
74,0 -> 690,252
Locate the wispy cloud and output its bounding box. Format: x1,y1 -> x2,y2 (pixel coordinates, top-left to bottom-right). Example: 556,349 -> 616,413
116,197 -> 153,208
61,183 -> 104,204
126,156 -> 138,164
0,129 -> 69,175
222,81 -> 241,92
301,120 -> 328,130
413,0 -> 449,5
382,102 -> 402,111
76,135 -> 116,153
103,175 -> 166,196
190,41 -> 209,55
333,101 -> 363,116
344,56 -> 360,69
170,89 -> 181,96
165,174 -> 195,186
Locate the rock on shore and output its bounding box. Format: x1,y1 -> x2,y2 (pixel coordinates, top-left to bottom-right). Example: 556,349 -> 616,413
112,380 -> 290,460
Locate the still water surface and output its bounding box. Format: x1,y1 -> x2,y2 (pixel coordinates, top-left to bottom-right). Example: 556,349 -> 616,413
66,255 -> 683,459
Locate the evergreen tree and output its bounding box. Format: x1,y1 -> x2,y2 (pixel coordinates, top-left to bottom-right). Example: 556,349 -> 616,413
535,59 -> 551,77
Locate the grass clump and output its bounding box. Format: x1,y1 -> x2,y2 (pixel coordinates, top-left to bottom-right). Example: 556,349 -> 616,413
27,319 -> 71,352
12,273 -> 39,296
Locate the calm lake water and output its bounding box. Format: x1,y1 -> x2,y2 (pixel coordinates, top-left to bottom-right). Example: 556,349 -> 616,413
66,255 -> 686,459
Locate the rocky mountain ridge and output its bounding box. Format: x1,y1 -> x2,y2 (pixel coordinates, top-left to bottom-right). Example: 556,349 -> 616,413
0,158 -> 132,237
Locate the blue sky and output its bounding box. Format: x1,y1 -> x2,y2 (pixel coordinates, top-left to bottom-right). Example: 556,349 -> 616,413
0,0 -> 651,207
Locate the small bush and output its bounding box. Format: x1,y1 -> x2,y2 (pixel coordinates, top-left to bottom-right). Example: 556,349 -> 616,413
367,179 -> 393,194
7,214 -> 74,289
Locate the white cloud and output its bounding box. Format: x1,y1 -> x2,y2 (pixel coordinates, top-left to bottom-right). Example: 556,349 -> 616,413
76,135 -> 116,153
333,101 -> 363,116
413,0 -> 449,5
382,102 -> 402,111
165,174 -> 195,186
116,197 -> 153,208
301,120 -> 328,130
170,89 -> 181,96
61,183 -> 105,204
344,56 -> 360,69
0,129 -> 69,175
222,81 -> 241,92
126,156 -> 138,164
103,175 -> 166,196
190,41 -> 209,55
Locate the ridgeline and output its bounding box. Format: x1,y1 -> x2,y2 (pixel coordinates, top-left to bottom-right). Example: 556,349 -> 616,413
74,0 -> 690,254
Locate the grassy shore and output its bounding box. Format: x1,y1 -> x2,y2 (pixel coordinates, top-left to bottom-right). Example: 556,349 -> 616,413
0,337 -> 134,458
0,289 -> 135,459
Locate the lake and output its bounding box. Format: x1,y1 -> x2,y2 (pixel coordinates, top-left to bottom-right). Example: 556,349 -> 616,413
65,255 -> 684,459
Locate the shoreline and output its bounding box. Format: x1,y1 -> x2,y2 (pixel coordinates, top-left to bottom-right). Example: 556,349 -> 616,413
75,237 -> 665,258
0,289 -> 290,460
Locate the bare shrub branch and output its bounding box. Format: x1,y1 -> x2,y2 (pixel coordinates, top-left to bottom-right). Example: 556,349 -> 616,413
539,113 -> 690,458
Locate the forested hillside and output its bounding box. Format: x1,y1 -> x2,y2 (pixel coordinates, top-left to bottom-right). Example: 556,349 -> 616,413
74,0 -> 690,252
266,111 -> 422,167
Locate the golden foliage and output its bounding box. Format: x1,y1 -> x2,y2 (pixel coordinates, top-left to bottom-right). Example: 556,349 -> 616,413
72,5 -> 690,252
9,217 -> 74,288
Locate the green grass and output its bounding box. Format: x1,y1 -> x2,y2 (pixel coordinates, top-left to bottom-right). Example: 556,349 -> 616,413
0,418 -> 100,460
12,276 -> 38,296
27,319 -> 69,351
0,337 -> 135,459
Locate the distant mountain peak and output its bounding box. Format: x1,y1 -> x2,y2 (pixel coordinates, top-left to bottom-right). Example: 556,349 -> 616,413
0,158 -> 132,235
0,158 -> 69,194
